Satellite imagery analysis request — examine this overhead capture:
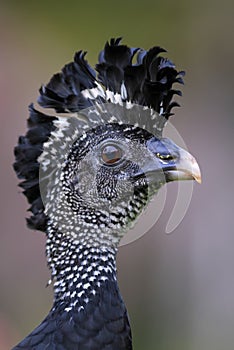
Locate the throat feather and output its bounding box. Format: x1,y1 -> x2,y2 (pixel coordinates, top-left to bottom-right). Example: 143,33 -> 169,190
46,224 -> 118,311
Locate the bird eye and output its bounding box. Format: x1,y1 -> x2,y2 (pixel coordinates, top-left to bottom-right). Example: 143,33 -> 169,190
156,152 -> 175,161
101,144 -> 123,165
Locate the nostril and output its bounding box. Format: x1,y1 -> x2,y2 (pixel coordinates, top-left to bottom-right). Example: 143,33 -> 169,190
156,152 -> 176,161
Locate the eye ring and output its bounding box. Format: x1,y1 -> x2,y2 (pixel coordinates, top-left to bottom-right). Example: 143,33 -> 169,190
101,144 -> 124,165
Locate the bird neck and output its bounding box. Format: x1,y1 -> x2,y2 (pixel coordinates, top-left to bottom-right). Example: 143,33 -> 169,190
44,224 -> 133,349
46,224 -> 119,310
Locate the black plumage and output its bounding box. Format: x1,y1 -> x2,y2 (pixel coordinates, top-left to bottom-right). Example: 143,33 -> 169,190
13,38 -> 200,349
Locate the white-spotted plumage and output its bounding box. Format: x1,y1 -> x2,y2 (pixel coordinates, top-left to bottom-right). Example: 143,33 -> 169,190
13,38 -> 184,350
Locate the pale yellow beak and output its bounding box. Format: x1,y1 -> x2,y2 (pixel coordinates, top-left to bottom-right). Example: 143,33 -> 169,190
167,148 -> 202,184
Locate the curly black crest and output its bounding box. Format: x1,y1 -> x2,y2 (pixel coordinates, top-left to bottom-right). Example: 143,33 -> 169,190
14,38 -> 184,233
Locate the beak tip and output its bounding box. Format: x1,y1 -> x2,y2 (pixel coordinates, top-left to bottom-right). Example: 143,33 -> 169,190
194,175 -> 202,184
175,148 -> 202,184
192,160 -> 202,184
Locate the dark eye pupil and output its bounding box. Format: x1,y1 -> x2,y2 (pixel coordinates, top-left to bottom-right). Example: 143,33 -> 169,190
102,145 -> 122,164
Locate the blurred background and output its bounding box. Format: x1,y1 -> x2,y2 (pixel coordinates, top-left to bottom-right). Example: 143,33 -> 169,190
0,0 -> 234,349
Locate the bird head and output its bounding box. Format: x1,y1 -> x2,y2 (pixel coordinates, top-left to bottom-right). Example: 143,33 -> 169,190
14,38 -> 201,251
38,107 -> 200,249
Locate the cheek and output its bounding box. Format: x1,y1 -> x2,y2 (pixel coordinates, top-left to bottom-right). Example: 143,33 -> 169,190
95,169 -> 118,200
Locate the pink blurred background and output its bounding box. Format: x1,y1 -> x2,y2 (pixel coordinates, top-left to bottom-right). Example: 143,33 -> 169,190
0,1 -> 234,349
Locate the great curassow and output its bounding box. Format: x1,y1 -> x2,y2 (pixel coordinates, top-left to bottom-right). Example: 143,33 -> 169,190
13,38 -> 201,349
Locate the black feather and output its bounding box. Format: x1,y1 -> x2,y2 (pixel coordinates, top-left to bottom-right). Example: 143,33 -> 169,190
38,51 -> 97,112
13,105 -> 56,231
